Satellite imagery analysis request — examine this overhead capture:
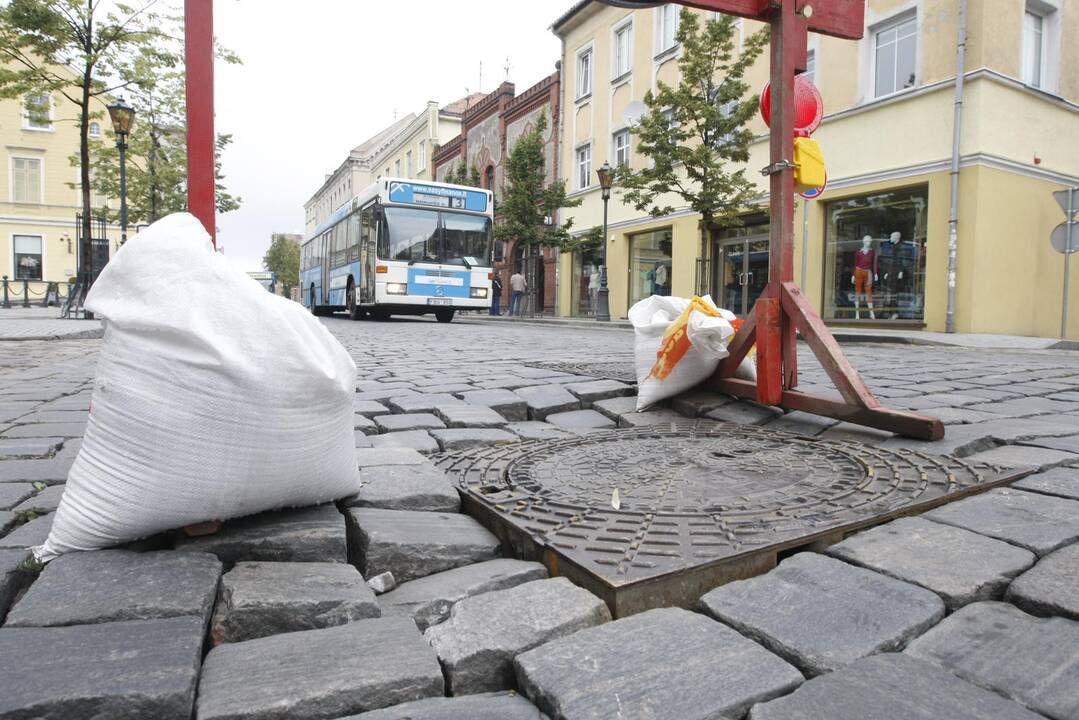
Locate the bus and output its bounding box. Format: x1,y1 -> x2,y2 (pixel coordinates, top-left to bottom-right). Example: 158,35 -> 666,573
300,178 -> 494,323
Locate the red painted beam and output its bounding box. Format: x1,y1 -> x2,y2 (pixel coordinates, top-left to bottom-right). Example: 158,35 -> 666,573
185,0 -> 216,246
675,0 -> 865,40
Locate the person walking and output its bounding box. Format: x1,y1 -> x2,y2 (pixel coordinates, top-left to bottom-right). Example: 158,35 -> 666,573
509,270 -> 527,317
490,273 -> 503,316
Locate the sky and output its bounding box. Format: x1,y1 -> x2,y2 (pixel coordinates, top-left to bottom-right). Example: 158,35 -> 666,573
213,0 -> 578,272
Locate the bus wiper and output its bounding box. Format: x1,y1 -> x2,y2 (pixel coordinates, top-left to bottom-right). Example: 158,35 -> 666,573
458,257 -> 472,269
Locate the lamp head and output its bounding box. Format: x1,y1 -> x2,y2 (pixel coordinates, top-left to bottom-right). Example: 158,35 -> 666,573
107,97 -> 136,136
596,161 -> 613,198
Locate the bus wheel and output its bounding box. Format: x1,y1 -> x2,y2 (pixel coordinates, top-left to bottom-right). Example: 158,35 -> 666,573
435,309 -> 455,324
347,283 -> 362,321
370,309 -> 389,321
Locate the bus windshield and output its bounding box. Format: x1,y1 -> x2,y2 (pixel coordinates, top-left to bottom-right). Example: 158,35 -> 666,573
383,207 -> 491,266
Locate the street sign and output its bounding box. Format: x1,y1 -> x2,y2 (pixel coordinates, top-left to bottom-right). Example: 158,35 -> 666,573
1051,223 -> 1078,254
799,171 -> 826,199
1055,189 -> 1079,220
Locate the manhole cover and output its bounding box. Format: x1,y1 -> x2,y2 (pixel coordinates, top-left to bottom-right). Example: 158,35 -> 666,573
527,360 -> 636,384
437,421 -> 1026,617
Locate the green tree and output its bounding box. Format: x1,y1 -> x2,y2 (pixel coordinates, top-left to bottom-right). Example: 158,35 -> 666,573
0,0 -> 166,261
444,162 -> 481,188
263,234 -> 299,295
614,9 -> 769,253
494,111 -> 580,252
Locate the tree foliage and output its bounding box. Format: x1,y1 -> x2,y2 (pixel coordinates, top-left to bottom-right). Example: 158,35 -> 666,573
614,9 -> 768,232
494,111 -> 580,251
444,162 -> 481,188
262,234 -> 299,294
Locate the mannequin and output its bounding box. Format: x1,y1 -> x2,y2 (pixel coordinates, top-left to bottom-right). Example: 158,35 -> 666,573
851,235 -> 876,319
879,231 -> 903,318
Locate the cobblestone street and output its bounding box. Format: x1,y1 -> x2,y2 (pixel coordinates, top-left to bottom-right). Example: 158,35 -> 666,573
1,313 -> 1078,719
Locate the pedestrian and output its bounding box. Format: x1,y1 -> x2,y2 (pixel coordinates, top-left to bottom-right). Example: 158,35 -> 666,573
509,270 -> 527,316
490,273 -> 503,316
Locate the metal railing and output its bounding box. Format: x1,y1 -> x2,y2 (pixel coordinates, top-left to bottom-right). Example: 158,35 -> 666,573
1,276 -> 74,310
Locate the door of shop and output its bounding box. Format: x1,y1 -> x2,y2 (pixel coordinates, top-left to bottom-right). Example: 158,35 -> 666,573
716,235 -> 769,316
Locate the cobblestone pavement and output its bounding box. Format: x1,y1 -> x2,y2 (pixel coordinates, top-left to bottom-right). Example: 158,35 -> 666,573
0,314 -> 1078,719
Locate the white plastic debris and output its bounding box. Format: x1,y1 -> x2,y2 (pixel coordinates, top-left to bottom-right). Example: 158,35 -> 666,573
36,213 -> 361,561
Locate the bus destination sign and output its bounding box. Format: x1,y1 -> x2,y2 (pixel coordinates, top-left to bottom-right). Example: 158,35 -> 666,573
388,181 -> 488,213
414,192 -> 465,209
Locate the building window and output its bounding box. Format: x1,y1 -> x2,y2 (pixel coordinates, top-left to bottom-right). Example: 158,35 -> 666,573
613,20 -> 632,79
89,121 -> 101,138
12,157 -> 42,204
613,130 -> 630,167
823,185 -> 928,322
484,165 -> 495,190
873,13 -> 917,97
1022,8 -> 1046,88
13,235 -> 43,281
394,159 -> 400,177
419,140 -> 426,170
576,46 -> 593,100
406,150 -> 413,178
656,4 -> 680,55
23,94 -> 51,130
630,229 -> 673,306
804,49 -> 816,86
576,144 -> 592,190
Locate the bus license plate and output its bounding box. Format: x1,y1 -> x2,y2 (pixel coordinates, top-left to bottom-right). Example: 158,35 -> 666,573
427,298 -> 452,306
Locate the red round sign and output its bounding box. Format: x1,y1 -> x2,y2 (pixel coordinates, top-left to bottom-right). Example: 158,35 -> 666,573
760,75 -> 824,137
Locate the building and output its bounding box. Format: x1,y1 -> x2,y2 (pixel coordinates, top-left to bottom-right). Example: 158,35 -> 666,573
432,73 -> 562,314
303,94 -> 483,237
1,78 -> 121,298
551,1 -> 1079,337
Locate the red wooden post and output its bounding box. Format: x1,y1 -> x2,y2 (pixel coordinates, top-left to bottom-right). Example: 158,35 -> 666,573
185,0 -> 216,247
755,297 -> 782,405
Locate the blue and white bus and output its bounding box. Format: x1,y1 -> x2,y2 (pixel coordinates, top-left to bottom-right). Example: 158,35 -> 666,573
300,178 -> 494,323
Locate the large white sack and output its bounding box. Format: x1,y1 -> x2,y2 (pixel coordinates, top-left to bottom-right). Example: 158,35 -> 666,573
631,295 -> 737,411
36,213 -> 360,561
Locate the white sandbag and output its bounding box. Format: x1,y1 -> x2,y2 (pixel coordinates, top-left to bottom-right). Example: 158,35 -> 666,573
631,295 -> 737,411
36,213 -> 360,561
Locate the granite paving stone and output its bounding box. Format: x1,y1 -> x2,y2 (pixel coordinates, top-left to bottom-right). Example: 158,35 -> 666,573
562,379 -> 633,407
429,428 -> 518,451
962,444 -> 1079,469
353,400 -> 391,417
0,484 -> 34,510
698,552 -> 945,676
504,421 -> 576,440
925,487 -> 1079,556
4,549 -> 221,628
369,430 -> 441,454
2,422 -> 85,438
0,436 -> 64,458
748,653 -> 1046,720
454,389 -> 528,421
425,577 -> 611,695
825,517 -> 1036,610
0,548 -> 31,622
0,512 -> 53,548
906,602 -> 1079,720
545,409 -> 616,431
10,482 -> 64,515
174,504 -> 347,564
354,432 -> 372,448
342,463 -> 460,513
345,507 -> 501,583
0,616 -> 204,720
879,417 -> 1079,456
374,413 -> 445,433
379,558 -> 548,631
341,692 -> 547,719
668,389 -> 735,417
1004,544 -> 1079,621
1019,434 -> 1079,455
0,510 -> 14,536
197,617 -> 444,720
416,383 -> 476,395
1013,465 -> 1079,500
967,396 -> 1079,417
386,393 -> 463,414
434,403 -> 508,428
514,385 -> 581,420
356,448 -> 429,468
354,414 -> 378,435
761,410 -> 840,436
355,388 -> 422,403
367,571 -> 395,594
618,408 -> 686,428
591,395 -> 639,421
515,607 -> 802,720
210,561 -> 380,644
704,400 -> 783,425
0,458 -> 71,483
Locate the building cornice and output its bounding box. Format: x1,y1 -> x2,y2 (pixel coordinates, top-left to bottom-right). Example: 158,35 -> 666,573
504,72 -> 560,125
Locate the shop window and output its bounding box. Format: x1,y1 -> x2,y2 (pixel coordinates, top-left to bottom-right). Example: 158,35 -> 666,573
613,130 -> 630,167
823,185 -> 928,322
571,241 -> 604,317
629,228 -> 673,307
14,234 -> 43,280
576,144 -> 592,190
872,13 -> 917,97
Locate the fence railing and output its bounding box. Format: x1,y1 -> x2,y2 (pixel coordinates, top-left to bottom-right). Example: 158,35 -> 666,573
1,277 -> 75,309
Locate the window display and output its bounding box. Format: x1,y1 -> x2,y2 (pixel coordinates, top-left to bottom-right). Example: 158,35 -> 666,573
629,229 -> 673,307
824,186 -> 927,322
571,244 -> 603,316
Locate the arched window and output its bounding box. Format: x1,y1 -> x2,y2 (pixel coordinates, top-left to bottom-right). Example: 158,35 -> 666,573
484,165 -> 495,190
89,122 -> 101,138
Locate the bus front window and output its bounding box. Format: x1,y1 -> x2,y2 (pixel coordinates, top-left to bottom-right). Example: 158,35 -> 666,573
442,213 -> 492,267
384,207 -> 439,262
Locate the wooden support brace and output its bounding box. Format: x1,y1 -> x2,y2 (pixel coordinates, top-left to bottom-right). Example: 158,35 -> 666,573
755,297 -> 783,406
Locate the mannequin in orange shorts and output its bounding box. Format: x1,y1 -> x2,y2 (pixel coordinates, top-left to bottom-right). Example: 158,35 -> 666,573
851,235 -> 876,319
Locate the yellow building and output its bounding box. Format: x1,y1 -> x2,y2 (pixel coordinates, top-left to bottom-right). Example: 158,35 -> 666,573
1,84 -> 121,302
552,0 -> 1079,337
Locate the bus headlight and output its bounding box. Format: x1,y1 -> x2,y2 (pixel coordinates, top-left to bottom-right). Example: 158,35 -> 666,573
386,283 -> 408,295
470,287 -> 488,299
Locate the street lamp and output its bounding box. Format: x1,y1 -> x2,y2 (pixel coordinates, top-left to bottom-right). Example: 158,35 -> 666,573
107,97 -> 136,246
595,161 -> 613,322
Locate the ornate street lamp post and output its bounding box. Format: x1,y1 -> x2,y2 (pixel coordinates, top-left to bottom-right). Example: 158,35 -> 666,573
107,97 -> 136,246
595,162 -> 613,322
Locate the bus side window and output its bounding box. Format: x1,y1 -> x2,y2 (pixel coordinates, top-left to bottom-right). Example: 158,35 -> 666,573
348,212 -> 360,264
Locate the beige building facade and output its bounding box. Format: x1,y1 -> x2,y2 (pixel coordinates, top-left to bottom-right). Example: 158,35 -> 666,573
1,83 -> 121,301
553,0 -> 1079,337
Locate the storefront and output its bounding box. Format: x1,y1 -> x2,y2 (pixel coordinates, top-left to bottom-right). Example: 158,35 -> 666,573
570,244 -> 603,317
628,228 -> 673,307
822,185 -> 928,322
714,219 -> 770,315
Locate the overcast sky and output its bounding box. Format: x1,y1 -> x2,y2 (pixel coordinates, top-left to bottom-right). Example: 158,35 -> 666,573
213,0 -> 577,272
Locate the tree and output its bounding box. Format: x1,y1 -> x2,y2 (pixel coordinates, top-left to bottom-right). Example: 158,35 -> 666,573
0,0 -> 166,280
263,234 -> 299,295
444,162 -> 481,188
614,9 -> 769,258
494,111 -> 580,253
